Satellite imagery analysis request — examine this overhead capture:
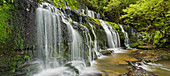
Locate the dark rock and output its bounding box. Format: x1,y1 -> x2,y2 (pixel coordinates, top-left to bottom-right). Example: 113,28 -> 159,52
81,72 -> 102,76
100,50 -> 113,55
120,66 -> 158,76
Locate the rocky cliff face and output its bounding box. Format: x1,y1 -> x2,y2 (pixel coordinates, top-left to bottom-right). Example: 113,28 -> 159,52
1,0 -> 128,75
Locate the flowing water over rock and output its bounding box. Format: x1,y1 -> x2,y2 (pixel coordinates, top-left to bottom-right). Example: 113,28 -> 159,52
89,23 -> 102,58
81,7 -> 101,19
36,3 -> 60,69
28,3 -> 145,76
100,20 -> 120,48
35,3 -> 89,75
137,60 -> 170,76
118,24 -> 131,49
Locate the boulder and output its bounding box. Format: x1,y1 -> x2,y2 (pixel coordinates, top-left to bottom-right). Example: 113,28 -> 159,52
100,50 -> 113,55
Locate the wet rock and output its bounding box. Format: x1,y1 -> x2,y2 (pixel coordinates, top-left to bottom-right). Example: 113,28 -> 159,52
120,66 -> 157,76
100,50 -> 113,55
128,49 -> 170,62
81,72 -> 102,76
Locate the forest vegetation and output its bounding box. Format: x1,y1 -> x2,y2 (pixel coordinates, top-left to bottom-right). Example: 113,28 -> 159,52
78,0 -> 170,48
0,0 -> 169,75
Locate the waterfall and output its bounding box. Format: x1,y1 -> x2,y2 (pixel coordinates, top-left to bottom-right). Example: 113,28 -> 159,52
100,20 -> 120,48
35,3 -> 89,75
118,24 -> 131,49
36,5 -> 60,69
61,18 -> 84,61
81,7 -> 100,19
33,2 -> 131,76
89,23 -> 102,57
85,32 -> 92,63
86,10 -> 95,18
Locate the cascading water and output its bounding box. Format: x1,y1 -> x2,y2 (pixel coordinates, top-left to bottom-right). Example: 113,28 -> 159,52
34,3 -> 89,76
89,23 -> 102,57
100,20 -> 121,48
85,32 -> 92,63
86,10 -> 95,18
36,3 -> 60,69
118,24 -> 131,49
33,1 -> 132,76
81,7 -> 100,19
62,18 -> 83,61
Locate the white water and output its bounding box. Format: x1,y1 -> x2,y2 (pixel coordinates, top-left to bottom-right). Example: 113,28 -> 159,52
85,31 -> 93,63
106,48 -> 127,53
81,7 -> 100,19
87,10 -> 95,18
89,23 -> 102,58
134,61 -> 170,75
34,67 -> 73,76
147,63 -> 170,71
36,4 -> 60,69
34,2 -> 130,76
118,24 -> 131,49
61,17 -> 83,61
35,3 -> 89,75
100,20 -> 120,48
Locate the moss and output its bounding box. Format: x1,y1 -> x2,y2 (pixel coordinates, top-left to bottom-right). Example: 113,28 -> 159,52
93,19 -> 101,26
47,0 -> 79,9
0,3 -> 14,51
107,22 -> 120,31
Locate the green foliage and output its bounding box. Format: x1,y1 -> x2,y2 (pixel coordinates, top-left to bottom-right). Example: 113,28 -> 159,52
104,0 -> 137,22
12,68 -> 15,72
130,43 -> 138,48
24,55 -> 30,61
77,0 -> 109,17
78,0 -> 137,22
121,0 -> 170,47
0,0 -> 13,5
121,0 -> 167,27
137,41 -> 143,45
78,0 -> 109,11
46,0 -> 79,9
0,3 -> 14,50
108,22 -> 120,30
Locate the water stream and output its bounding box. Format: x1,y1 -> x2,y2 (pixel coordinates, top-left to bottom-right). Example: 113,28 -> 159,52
118,24 -> 131,49
138,60 -> 170,76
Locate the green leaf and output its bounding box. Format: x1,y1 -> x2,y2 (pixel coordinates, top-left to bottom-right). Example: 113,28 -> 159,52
12,68 -> 15,72
17,61 -> 21,67
12,62 -> 16,67
130,43 -> 138,48
138,41 -> 143,45
24,55 -> 30,60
